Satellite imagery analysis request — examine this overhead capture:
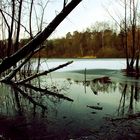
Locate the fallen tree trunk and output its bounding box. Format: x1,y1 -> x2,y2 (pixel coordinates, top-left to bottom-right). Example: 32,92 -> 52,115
0,0 -> 82,75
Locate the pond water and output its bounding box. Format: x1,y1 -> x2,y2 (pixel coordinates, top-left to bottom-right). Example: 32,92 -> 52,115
0,58 -> 140,139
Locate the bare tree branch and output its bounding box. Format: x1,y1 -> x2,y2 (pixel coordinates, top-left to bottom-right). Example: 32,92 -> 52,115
29,0 -> 34,38
0,8 -> 31,35
0,45 -> 46,82
14,0 -> 23,52
0,9 -> 10,31
0,0 -> 82,75
16,61 -> 73,84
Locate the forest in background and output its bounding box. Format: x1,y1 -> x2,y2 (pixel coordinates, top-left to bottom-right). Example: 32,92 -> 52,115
0,21 -> 139,59
12,21 -> 140,58
0,0 -> 140,60
44,22 -> 123,58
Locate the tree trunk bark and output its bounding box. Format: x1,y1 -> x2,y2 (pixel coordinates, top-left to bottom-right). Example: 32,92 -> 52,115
136,54 -> 139,73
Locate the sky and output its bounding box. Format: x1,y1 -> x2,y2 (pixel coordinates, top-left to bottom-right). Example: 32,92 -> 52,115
0,0 -> 125,40
46,0 -> 121,38
21,0 -> 139,39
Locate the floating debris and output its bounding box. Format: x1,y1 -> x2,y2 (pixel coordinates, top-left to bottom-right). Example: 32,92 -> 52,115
87,105 -> 103,110
91,112 -> 97,114
63,116 -> 67,119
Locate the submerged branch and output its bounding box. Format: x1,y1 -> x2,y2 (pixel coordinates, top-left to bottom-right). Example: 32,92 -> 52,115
11,82 -> 48,110
20,83 -> 73,102
1,61 -> 73,103
87,105 -> 103,110
17,61 -> 73,84
22,83 -> 46,92
44,89 -> 73,102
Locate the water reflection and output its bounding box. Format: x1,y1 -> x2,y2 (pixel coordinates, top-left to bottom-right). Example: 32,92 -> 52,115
117,83 -> 140,117
0,74 -> 140,139
0,81 -> 73,139
66,76 -> 140,120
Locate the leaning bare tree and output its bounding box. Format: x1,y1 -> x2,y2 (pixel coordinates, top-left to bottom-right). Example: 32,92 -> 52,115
0,0 -> 82,80
0,0 -> 82,111
0,0 -> 82,74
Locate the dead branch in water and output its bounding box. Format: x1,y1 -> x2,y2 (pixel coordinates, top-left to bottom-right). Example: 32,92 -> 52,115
87,105 -> 103,110
16,61 -> 73,84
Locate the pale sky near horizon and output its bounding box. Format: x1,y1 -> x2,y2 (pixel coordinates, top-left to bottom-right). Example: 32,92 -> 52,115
1,0 -> 120,40
1,0 -> 139,40
47,0 -> 122,38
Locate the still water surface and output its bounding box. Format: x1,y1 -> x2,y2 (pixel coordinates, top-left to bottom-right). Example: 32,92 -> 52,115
0,58 -> 140,138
